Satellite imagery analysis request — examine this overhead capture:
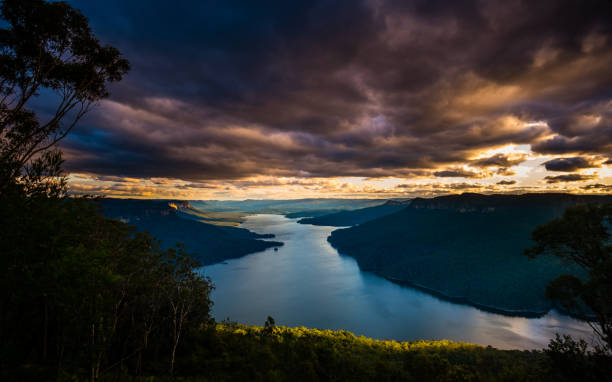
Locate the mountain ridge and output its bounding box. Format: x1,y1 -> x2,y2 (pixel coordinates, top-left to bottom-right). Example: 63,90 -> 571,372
328,192 -> 612,315
97,198 -> 282,265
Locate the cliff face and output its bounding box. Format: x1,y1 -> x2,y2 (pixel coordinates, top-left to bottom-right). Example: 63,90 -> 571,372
168,200 -> 192,210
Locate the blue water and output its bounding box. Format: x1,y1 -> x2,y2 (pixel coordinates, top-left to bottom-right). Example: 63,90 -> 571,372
203,214 -> 594,350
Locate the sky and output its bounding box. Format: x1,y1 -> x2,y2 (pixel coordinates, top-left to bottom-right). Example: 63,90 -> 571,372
55,0 -> 612,199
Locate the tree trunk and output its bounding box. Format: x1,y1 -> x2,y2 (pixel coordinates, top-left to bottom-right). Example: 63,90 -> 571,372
42,298 -> 48,359
91,322 -> 96,382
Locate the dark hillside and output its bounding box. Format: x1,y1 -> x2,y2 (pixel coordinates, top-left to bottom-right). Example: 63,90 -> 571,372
299,202 -> 407,226
99,198 -> 281,265
328,193 -> 612,314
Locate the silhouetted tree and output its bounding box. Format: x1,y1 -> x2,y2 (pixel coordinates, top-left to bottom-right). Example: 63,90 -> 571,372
164,247 -> 213,375
0,2 -> 216,381
525,203 -> 612,352
0,0 -> 129,196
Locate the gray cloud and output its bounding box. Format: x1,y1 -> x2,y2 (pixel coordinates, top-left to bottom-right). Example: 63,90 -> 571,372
50,0 -> 612,183
543,157 -> 599,172
582,183 -> 612,191
544,174 -> 597,183
433,168 -> 480,178
471,154 -> 527,168
532,102 -> 612,155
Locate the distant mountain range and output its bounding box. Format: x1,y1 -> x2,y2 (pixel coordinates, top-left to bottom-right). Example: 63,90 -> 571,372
327,193 -> 612,315
98,198 -> 282,265
190,198 -> 387,215
298,202 -> 407,226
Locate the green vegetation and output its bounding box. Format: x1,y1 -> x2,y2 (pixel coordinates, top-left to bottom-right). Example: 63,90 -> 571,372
174,322 -> 550,382
99,198 -> 281,265
299,202 -> 406,227
1,197 -> 214,380
0,2 -> 208,380
526,204 -> 612,350
328,193 -> 612,314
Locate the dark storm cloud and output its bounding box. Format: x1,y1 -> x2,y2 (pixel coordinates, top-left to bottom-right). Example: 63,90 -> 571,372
544,174 -> 597,183
433,168 -> 480,178
57,0 -> 612,181
582,183 -> 612,191
470,154 -> 527,168
532,101 -> 612,155
543,157 -> 599,172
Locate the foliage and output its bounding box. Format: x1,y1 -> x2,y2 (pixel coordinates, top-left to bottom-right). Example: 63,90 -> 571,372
0,0 -> 129,197
0,2 -> 213,381
0,197 -> 214,380
158,323 -> 549,382
525,204 -> 612,351
540,334 -> 612,382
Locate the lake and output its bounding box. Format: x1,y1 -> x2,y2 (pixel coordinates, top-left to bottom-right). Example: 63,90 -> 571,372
203,214 -> 594,350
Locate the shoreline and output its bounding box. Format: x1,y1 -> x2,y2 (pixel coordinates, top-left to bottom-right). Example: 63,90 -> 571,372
328,240 -> 592,321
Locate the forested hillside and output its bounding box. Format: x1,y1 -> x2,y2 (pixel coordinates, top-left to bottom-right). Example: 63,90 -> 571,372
329,193 -> 612,314
99,198 -> 282,265
298,202 -> 407,226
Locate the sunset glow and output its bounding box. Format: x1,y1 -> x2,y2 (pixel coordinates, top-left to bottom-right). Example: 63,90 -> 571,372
61,0 -> 612,199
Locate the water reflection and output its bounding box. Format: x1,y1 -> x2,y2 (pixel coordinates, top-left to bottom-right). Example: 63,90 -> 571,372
203,214 -> 594,350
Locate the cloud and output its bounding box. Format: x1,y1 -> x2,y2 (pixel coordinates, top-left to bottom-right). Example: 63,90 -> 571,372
532,101 -> 612,155
544,174 -> 597,183
470,153 -> 527,168
42,0 -> 612,193
433,168 -> 481,178
543,157 -> 599,172
496,180 -> 516,185
582,183 -> 612,191
495,168 -> 515,176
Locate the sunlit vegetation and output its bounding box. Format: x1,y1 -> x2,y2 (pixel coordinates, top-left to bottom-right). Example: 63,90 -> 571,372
184,322 -> 548,382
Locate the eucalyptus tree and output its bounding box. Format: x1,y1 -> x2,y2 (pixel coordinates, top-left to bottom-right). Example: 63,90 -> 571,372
0,0 -> 129,196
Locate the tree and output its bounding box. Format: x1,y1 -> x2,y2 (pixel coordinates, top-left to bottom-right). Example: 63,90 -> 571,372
0,3 -> 129,376
525,204 -> 612,351
0,0 -> 129,196
164,248 -> 213,375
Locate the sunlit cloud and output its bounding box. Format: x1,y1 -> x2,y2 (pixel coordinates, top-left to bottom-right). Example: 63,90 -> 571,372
57,0 -> 612,199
